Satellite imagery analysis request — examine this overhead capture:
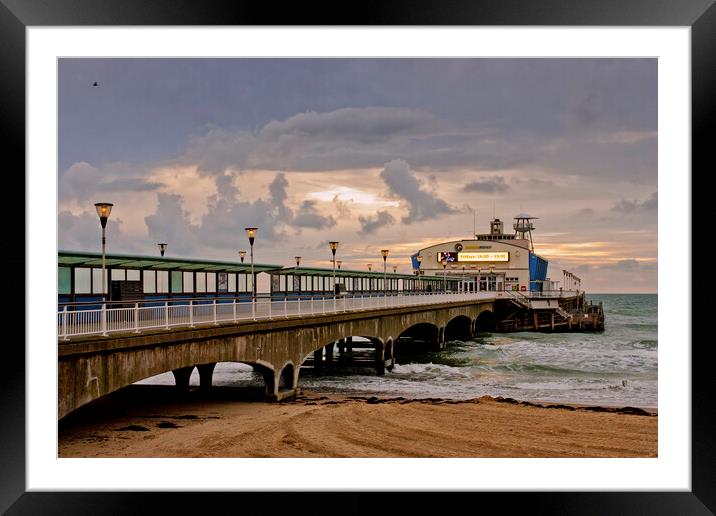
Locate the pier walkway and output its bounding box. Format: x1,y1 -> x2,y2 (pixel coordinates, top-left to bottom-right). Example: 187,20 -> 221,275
57,290 -> 591,419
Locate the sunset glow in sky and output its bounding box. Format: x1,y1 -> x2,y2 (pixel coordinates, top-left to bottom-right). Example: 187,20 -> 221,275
58,58 -> 657,293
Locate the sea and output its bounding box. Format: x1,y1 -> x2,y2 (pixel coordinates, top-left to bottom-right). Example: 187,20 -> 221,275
137,294 -> 658,409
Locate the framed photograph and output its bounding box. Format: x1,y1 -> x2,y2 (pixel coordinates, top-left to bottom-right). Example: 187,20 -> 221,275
8,0 -> 710,513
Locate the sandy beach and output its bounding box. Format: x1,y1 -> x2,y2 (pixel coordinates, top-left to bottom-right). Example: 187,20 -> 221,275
59,386 -> 657,458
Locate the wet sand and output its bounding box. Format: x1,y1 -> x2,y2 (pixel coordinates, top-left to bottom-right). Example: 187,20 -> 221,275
58,385 -> 657,458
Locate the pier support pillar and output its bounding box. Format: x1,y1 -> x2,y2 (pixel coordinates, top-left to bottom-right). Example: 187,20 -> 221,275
551,313 -> 555,331
197,362 -> 216,390
325,343 -> 335,370
533,312 -> 539,330
171,366 -> 194,390
346,336 -> 353,354
374,341 -> 385,376
313,349 -> 323,375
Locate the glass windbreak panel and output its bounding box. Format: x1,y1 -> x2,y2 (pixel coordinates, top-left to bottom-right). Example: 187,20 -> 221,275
195,272 -> 206,293
238,273 -> 246,292
126,269 -> 140,281
75,268 -> 91,294
58,267 -> 71,294
157,270 -> 169,293
228,273 -> 236,292
170,271 -> 182,293
300,276 -> 306,290
111,269 -> 126,280
287,275 -> 293,292
246,274 -> 253,293
143,270 -> 156,293
183,272 -> 194,293
92,268 -> 103,294
207,272 -> 216,292
280,275 -> 286,291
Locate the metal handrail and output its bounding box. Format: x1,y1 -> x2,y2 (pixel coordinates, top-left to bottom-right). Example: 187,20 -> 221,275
57,290 -> 493,340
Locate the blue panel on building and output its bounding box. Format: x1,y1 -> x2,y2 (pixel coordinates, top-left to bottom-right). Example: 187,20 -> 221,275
529,253 -> 549,291
410,253 -> 420,270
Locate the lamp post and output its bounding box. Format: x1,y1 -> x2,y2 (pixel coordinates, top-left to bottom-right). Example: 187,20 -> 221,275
158,242 -> 167,257
417,254 -> 423,291
442,258 -> 447,292
245,228 -> 257,312
94,203 -> 113,302
329,242 -> 339,309
381,249 -> 389,294
239,250 -> 247,263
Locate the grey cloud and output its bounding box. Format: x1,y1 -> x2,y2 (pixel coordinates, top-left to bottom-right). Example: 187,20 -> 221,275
60,161 -> 160,203
379,159 -> 456,223
292,200 -> 336,230
144,193 -> 199,255
358,210 -> 395,235
464,176 -> 509,193
612,191 -> 657,213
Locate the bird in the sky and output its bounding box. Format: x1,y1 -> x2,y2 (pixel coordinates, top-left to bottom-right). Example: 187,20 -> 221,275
92,82 -> 98,87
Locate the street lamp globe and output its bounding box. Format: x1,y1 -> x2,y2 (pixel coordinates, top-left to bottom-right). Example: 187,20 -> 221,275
157,242 -> 167,257
239,250 -> 247,263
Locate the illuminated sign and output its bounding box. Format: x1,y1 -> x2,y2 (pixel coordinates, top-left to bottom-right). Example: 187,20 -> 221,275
458,252 -> 509,262
437,252 -> 458,262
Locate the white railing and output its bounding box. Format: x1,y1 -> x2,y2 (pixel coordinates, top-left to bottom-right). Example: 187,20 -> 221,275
58,291 -> 495,340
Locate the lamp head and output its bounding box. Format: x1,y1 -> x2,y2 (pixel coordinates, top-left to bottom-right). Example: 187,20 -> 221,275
94,202 -> 114,228
158,242 -> 167,257
239,250 -> 247,263
367,263 -> 372,272
381,249 -> 389,260
329,241 -> 339,255
295,256 -> 301,267
244,227 -> 258,246
336,260 -> 342,269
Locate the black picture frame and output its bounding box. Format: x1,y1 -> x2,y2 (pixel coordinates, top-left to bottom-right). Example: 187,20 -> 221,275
4,0 -> 709,513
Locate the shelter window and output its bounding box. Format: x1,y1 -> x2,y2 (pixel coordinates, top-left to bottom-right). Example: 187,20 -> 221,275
195,272 -> 206,293
246,274 -> 253,293
183,272 -> 194,293
111,269 -> 126,281
143,270 -> 156,293
126,269 -> 140,281
228,273 -> 236,292
170,271 -> 182,293
75,267 -> 91,294
157,271 -> 169,293
92,268 -> 103,294
207,272 -> 216,292
58,267 -> 71,295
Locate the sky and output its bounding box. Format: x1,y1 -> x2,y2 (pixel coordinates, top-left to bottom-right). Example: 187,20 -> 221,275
58,58 -> 657,293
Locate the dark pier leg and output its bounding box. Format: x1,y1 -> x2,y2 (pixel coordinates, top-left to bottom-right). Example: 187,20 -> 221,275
197,362 -> 216,390
337,338 -> 345,355
313,349 -> 324,375
374,341 -> 385,376
171,366 -> 194,390
346,336 -> 353,354
325,343 -> 335,371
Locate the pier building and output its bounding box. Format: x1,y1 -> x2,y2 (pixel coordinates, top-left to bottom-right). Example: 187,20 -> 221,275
411,214 -> 552,293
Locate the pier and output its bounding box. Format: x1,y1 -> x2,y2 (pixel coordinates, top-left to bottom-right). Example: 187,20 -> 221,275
57,289 -> 598,419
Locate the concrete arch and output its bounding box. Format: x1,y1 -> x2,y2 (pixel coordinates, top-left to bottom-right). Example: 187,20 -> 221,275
476,310 -> 496,334
59,297 -> 496,418
445,315 -> 473,342
278,362 -> 296,390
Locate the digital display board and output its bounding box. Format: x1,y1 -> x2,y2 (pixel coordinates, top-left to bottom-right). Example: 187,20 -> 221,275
436,252 -> 458,262
458,252 -> 509,262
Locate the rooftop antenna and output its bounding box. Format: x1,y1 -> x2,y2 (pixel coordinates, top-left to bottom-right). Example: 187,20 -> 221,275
473,207 -> 476,239
513,212 -> 538,252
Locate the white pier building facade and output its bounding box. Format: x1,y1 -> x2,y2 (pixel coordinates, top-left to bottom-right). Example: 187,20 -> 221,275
411,214 -> 554,293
